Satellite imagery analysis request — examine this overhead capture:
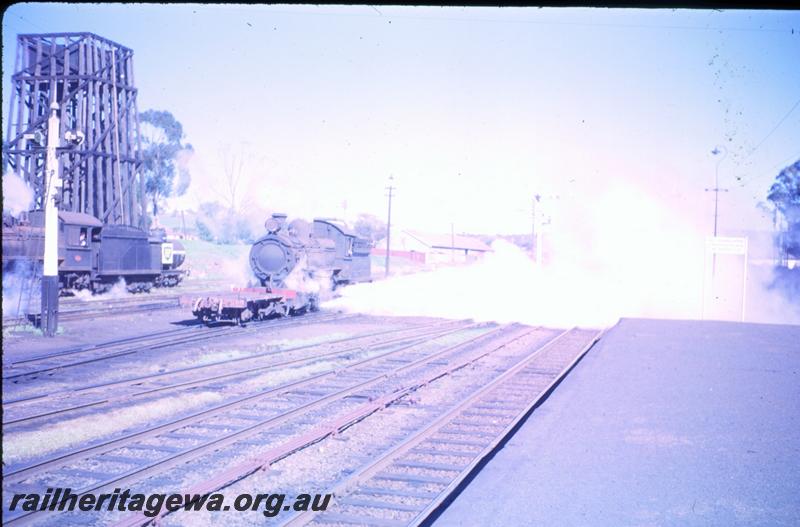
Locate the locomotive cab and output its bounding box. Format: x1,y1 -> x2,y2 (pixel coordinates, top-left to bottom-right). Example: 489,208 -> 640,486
57,212 -> 102,275
5,210 -> 104,290
312,218 -> 372,284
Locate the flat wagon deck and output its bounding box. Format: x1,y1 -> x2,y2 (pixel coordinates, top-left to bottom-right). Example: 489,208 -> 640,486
190,286 -> 318,325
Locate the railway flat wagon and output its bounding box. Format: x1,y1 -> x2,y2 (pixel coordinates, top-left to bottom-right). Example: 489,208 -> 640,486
191,287 -> 317,326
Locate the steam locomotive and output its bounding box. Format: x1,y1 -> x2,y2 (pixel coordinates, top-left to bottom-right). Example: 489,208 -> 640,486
2,210 -> 186,294
250,213 -> 371,289
191,213 -> 371,324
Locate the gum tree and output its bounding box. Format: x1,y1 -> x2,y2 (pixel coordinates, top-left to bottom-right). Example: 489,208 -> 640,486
767,159 -> 800,262
140,110 -> 192,218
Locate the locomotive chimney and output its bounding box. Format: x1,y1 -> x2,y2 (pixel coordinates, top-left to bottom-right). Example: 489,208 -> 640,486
272,213 -> 287,226
265,213 -> 288,234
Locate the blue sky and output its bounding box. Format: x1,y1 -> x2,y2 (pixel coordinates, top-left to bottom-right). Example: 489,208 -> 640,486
3,4 -> 799,235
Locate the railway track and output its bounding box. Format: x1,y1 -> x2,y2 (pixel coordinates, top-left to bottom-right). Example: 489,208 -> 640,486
3,319 -> 472,427
1,282 -> 230,327
57,297 -> 182,321
285,327 -> 602,527
2,311 -> 356,383
2,322 -> 602,527
1,299 -> 181,328
115,326 -> 600,527
2,322 -> 507,526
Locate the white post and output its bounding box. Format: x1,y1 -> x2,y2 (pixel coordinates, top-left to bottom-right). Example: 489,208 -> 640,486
42,102 -> 62,336
701,244 -> 707,320
741,237 -> 748,322
536,230 -> 543,266
451,222 -> 455,263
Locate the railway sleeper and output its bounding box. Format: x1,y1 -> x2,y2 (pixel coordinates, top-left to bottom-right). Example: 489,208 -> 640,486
342,497 -> 425,513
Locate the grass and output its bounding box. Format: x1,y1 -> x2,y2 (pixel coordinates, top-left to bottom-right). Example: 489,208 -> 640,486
3,323 -> 64,337
180,239 -> 251,281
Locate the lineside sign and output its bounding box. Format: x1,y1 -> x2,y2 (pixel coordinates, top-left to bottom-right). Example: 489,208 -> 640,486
702,236 -> 748,321
706,236 -> 748,255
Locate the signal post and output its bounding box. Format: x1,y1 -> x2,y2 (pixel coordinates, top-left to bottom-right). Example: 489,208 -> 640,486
41,102 -> 62,337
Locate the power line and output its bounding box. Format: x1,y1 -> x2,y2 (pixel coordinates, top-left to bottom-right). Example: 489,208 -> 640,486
767,150 -> 800,172
249,6 -> 793,34
746,96 -> 800,159
739,149 -> 800,188
6,12 -> 48,32
733,97 -> 800,188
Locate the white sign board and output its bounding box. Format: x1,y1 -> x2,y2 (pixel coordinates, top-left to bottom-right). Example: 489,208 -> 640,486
706,236 -> 748,255
702,236 -> 748,321
161,243 -> 174,265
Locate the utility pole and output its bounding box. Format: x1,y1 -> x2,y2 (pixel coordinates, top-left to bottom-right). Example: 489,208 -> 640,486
531,194 -> 541,264
706,146 -> 728,275
385,176 -> 395,277
706,146 -> 729,238
181,209 -> 187,239
42,102 -> 62,337
451,222 -> 455,262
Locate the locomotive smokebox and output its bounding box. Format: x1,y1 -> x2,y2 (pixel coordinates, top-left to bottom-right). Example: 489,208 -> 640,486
250,214 -> 299,286
250,239 -> 294,284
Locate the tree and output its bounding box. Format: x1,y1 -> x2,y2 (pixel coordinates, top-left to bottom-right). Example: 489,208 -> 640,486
767,159 -> 800,260
195,219 -> 213,242
140,110 -> 191,218
235,218 -> 254,243
215,143 -> 264,213
194,200 -> 257,244
353,213 -> 387,243
198,201 -> 224,218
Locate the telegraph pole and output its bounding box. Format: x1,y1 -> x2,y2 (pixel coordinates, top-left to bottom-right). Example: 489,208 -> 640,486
451,222 -> 455,263
706,146 -> 728,275
706,146 -> 729,238
181,209 -> 187,239
531,194 -> 541,264
385,176 -> 395,277
42,102 -> 62,337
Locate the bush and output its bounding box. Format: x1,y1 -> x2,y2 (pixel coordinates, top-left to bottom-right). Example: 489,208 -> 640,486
195,219 -> 214,242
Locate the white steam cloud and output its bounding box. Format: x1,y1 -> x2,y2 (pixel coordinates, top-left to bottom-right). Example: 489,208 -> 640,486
284,256 -> 333,297
326,185 -> 799,328
2,261 -> 39,319
3,173 -> 34,217
221,250 -> 257,287
71,278 -> 131,301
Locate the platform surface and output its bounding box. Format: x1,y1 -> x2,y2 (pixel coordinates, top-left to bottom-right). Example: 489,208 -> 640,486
432,318 -> 800,527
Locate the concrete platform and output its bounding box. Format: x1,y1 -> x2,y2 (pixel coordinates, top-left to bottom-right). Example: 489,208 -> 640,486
431,318 -> 800,527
